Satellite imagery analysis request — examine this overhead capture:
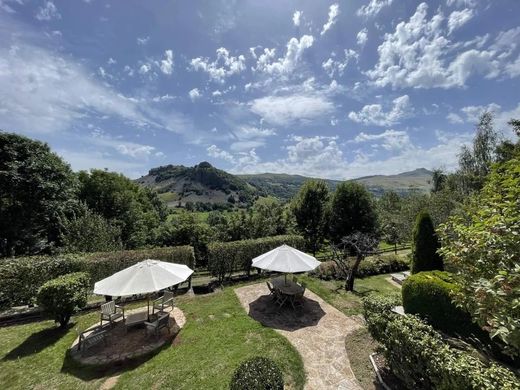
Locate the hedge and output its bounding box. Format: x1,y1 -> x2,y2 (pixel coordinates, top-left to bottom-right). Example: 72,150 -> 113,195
37,272 -> 91,328
229,356 -> 284,390
310,254 -> 409,280
0,246 -> 194,309
402,271 -> 479,336
363,295 -> 520,390
207,235 -> 305,283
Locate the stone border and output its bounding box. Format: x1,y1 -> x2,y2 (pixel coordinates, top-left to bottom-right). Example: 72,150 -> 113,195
68,307 -> 186,366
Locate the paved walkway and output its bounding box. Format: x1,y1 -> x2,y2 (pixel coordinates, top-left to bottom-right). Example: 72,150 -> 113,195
234,283 -> 365,390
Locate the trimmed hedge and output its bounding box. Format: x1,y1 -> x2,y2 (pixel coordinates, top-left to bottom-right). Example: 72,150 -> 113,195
37,272 -> 91,328
230,356 -> 283,390
208,235 -> 305,283
310,254 -> 409,280
0,246 -> 194,309
402,271 -> 479,336
363,295 -> 520,390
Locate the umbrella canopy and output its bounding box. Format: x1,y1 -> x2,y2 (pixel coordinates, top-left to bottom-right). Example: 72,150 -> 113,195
252,244 -> 320,273
93,259 -> 193,297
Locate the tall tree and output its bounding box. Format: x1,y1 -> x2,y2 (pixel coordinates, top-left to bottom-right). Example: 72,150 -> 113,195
329,182 -> 377,243
411,211 -> 443,274
0,132 -> 78,257
251,197 -> 288,238
291,180 -> 330,255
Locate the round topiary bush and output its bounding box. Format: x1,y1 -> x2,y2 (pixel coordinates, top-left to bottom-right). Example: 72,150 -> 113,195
402,271 -> 479,336
229,357 -> 283,390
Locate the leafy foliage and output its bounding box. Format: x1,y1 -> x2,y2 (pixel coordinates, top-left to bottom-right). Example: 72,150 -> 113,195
439,156 -> 520,356
412,211 -> 443,273
291,180 -> 330,255
402,271 -> 478,335
207,235 -> 305,283
37,272 -> 90,328
230,356 -> 284,390
363,295 -> 520,390
329,182 -> 378,243
0,132 -> 79,257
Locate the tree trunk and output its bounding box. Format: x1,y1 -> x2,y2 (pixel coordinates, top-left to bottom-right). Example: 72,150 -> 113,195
345,255 -> 363,292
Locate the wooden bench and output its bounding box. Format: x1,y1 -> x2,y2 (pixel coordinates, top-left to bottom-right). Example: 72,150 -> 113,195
78,326 -> 109,354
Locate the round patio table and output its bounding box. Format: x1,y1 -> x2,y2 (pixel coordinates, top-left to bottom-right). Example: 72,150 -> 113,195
271,277 -> 304,295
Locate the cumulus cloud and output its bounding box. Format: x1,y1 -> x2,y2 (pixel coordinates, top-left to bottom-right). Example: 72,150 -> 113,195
293,10 -> 302,26
322,49 -> 358,78
136,36 -> 149,46
352,129 -> 412,151
160,49 -> 174,75
356,28 -> 368,46
253,35 -> 314,76
448,8 -> 474,35
207,144 -> 235,162
35,1 -> 61,21
356,0 -> 393,18
348,95 -> 411,126
190,47 -> 245,83
250,94 -> 334,126
366,3 -> 515,89
321,4 -> 339,36
189,88 -> 201,101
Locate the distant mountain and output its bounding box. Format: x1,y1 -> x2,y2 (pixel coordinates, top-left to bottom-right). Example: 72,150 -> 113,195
135,162 -> 257,207
136,163 -> 433,206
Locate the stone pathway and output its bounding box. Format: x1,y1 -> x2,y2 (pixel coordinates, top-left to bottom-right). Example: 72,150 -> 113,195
234,283 -> 365,390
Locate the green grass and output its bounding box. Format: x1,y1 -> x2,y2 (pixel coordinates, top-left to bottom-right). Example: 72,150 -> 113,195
299,274 -> 401,316
0,286 -> 305,390
344,327 -> 381,390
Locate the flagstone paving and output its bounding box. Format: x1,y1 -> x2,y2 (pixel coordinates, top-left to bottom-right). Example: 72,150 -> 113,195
235,283 -> 365,390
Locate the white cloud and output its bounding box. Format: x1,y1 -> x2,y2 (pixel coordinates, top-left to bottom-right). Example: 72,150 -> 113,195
356,28 -> 368,47
460,103 -> 501,123
254,35 -> 314,76
348,95 -> 411,126
293,10 -> 302,26
137,36 -> 149,46
207,144 -> 235,162
250,94 -> 334,126
139,63 -> 151,74
322,49 -> 358,78
447,8 -> 474,35
352,129 -> 412,151
366,3 -> 513,89
0,0 -> 22,13
35,1 -> 61,21
190,47 -> 245,83
321,4 -> 339,36
159,49 -> 173,75
107,57 -> 116,65
446,0 -> 476,7
189,88 -> 201,101
447,112 -> 464,123
357,0 -> 393,18
115,144 -> 156,158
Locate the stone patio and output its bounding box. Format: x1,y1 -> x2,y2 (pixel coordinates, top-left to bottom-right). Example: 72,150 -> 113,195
69,306 -> 186,366
234,283 -> 365,390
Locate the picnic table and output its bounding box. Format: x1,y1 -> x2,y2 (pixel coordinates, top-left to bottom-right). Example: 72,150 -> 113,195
271,277 -> 305,308
125,311 -> 148,331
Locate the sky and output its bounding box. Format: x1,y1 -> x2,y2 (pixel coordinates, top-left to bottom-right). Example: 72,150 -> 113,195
1,0 -> 519,180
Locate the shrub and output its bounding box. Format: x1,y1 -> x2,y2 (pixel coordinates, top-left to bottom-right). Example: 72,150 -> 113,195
402,271 -> 479,336
37,272 -> 91,328
207,235 -> 305,283
412,211 -> 443,273
0,246 -> 195,309
310,254 -> 409,280
229,356 -> 283,390
363,296 -> 520,390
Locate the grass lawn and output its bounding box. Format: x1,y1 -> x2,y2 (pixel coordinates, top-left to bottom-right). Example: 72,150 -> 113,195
0,286 -> 305,390
299,274 -> 401,316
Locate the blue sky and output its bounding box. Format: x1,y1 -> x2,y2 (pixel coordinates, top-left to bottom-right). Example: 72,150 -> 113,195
1,0 -> 519,179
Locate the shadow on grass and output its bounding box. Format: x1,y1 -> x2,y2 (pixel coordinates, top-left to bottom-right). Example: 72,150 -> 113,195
2,324 -> 72,361
61,341 -> 170,381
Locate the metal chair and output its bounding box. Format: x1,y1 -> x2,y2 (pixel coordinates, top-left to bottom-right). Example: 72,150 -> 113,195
100,301 -> 124,327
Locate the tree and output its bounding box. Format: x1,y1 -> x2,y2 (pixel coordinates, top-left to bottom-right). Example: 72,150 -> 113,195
330,232 -> 379,291
0,132 -> 78,257
431,169 -> 447,193
291,180 -> 330,255
250,197 -> 288,238
439,156 -> 520,356
411,211 -> 443,274
78,169 -> 166,249
329,182 -> 377,243
61,206 -> 122,253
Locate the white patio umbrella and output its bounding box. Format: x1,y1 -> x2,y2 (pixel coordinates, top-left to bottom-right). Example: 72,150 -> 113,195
94,259 -> 193,314
252,244 -> 320,283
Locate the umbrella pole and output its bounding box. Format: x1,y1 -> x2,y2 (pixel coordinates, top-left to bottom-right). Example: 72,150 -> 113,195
285,273 -> 287,285
147,294 -> 150,320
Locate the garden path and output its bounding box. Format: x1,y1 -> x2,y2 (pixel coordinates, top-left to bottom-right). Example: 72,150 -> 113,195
234,283 -> 365,390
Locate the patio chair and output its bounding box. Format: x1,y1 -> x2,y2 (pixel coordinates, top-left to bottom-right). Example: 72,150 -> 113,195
293,282 -> 307,308
152,291 -> 175,314
77,325 -> 109,355
100,301 -> 125,327
266,281 -> 276,298
292,275 -> 298,283
144,312 -> 171,339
